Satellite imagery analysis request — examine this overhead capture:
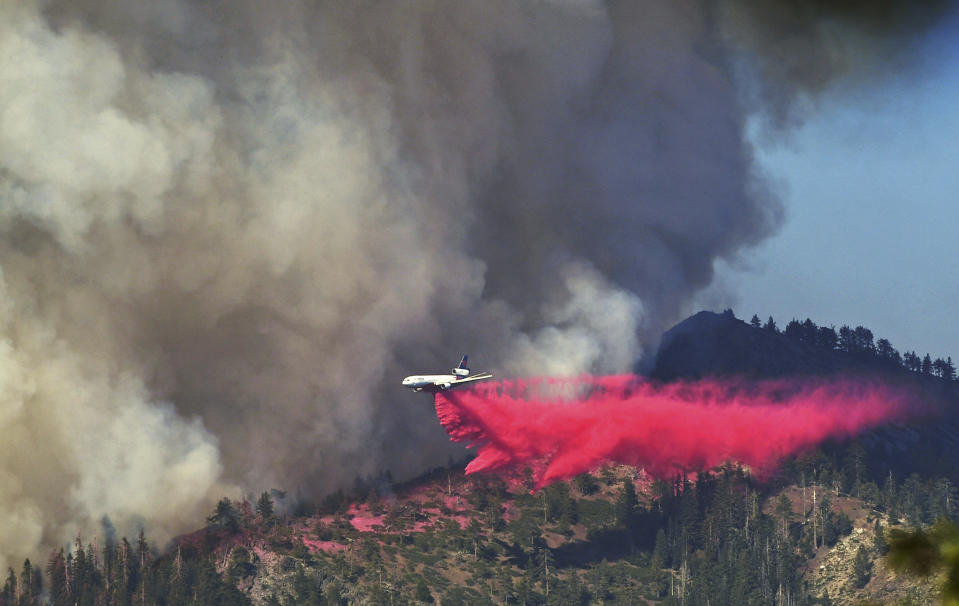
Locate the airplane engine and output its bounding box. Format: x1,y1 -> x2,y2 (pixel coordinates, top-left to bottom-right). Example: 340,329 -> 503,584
452,368 -> 469,377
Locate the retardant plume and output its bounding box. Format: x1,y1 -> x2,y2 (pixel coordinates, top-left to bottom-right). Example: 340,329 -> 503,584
0,0 -> 954,571
435,376 -> 912,489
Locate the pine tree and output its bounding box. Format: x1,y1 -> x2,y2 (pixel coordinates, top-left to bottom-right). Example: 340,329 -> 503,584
874,519 -> 889,555
844,443 -> 867,497
884,473 -> 901,522
193,556 -> 252,605
838,325 -> 855,352
784,319 -> 803,342
207,498 -> 240,533
775,494 -> 792,537
750,314 -> 761,329
817,325 -> 838,350
324,581 -> 344,606
763,316 -> 778,332
257,491 -> 276,527
652,528 -> 669,569
46,550 -> 68,606
414,577 -> 432,603
933,357 -> 947,378
876,338 -> 899,363
574,473 -> 598,496
853,326 -> 875,354
20,559 -> 32,605
615,479 -> 638,531
853,545 -> 872,588
2,568 -> 15,605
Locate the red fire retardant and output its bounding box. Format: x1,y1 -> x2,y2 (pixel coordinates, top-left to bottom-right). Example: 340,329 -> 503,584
434,375 -> 910,489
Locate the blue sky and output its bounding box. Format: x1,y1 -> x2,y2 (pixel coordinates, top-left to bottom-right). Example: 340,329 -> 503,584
716,16 -> 959,360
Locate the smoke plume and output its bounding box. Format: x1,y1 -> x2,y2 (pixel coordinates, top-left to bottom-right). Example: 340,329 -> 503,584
0,0 -> 952,568
436,376 -> 911,488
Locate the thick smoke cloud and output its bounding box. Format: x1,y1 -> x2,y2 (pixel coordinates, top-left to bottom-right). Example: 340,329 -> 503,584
0,0 -> 951,568
720,0 -> 957,124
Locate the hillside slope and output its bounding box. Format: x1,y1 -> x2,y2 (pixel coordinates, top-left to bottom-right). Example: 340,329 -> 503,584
652,310 -> 959,483
18,310 -> 957,606
187,464 -> 941,606
168,311 -> 959,605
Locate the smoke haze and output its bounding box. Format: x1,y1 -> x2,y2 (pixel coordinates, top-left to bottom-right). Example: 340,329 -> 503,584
0,0 -> 952,568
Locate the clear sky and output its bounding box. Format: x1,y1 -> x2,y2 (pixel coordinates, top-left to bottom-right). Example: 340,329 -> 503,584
716,14 -> 959,360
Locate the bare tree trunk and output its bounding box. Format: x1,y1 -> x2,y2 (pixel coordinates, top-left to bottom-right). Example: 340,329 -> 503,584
802,472 -> 806,520
812,487 -> 818,550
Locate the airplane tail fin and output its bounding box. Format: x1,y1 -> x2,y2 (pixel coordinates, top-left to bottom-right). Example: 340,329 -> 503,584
453,354 -> 470,377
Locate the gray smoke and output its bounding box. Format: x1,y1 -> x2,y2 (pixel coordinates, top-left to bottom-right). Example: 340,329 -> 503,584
0,0 -> 952,569
720,0 -> 956,124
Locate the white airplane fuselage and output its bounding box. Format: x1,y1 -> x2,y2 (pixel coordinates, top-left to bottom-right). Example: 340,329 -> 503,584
401,374 -> 462,392
402,355 -> 493,392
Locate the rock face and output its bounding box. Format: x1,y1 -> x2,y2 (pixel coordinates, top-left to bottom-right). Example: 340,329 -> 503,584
807,519 -> 938,605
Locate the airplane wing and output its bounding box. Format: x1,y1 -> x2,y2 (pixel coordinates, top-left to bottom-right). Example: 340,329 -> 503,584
447,372 -> 493,389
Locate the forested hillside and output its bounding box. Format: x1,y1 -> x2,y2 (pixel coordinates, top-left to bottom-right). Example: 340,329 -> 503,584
2,310 -> 956,606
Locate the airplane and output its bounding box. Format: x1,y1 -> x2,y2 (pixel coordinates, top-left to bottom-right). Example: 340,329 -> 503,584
401,355 -> 493,392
